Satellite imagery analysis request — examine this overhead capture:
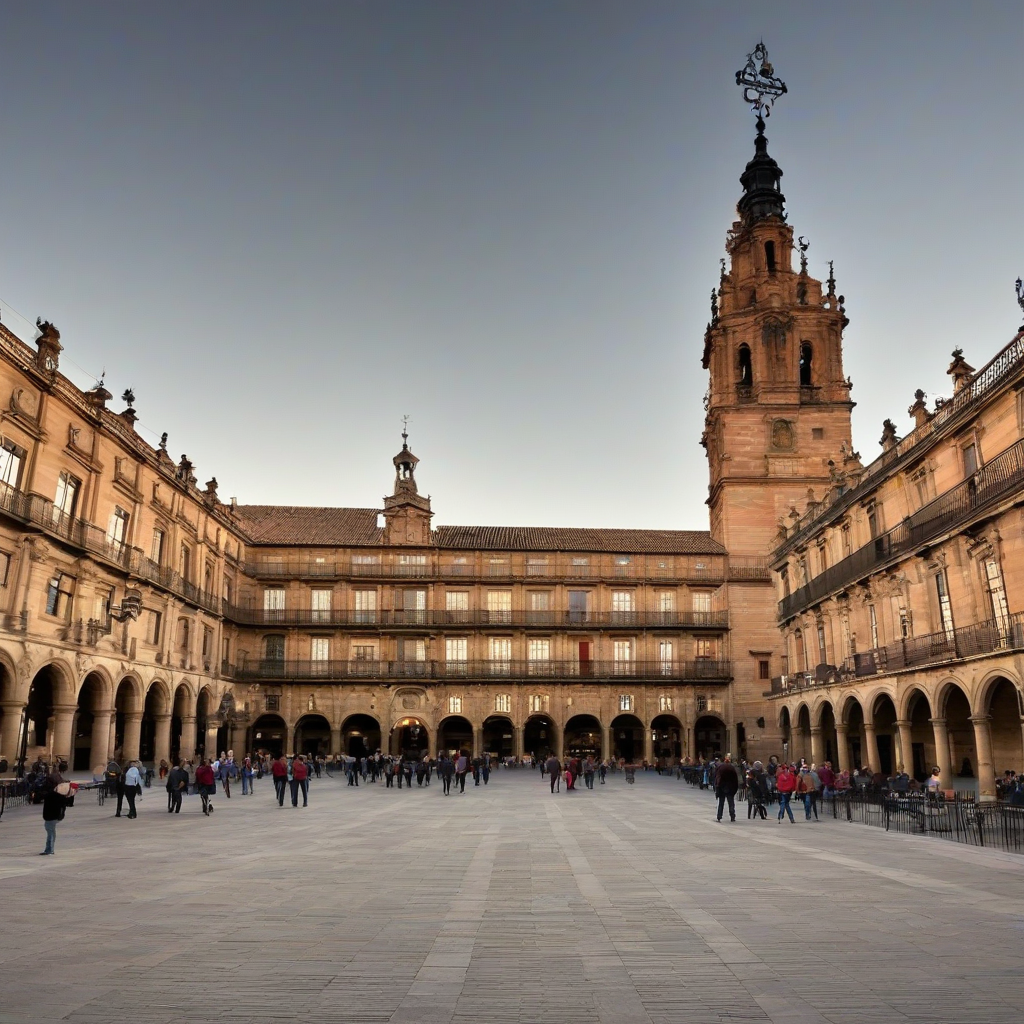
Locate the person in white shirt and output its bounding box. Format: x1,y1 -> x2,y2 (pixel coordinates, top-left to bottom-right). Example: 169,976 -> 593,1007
122,761 -> 143,819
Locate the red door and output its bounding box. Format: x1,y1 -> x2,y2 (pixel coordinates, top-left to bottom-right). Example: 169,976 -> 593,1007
579,641 -> 593,677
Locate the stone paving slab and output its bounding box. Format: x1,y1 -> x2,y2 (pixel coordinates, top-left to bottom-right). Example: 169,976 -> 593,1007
1,771 -> 1023,1023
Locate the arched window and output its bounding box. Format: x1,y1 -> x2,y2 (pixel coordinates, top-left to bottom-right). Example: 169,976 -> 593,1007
764,241 -> 777,273
738,344 -> 753,386
799,343 -> 813,386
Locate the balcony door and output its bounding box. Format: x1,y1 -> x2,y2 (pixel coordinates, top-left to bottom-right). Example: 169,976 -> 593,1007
578,640 -> 593,677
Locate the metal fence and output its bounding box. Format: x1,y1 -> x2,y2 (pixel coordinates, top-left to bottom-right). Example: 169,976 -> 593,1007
0,778 -> 30,819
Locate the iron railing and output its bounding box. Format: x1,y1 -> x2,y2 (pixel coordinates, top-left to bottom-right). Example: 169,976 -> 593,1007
221,606 -> 729,629
775,333 -> 1024,558
779,436 -> 1024,620
225,658 -> 732,683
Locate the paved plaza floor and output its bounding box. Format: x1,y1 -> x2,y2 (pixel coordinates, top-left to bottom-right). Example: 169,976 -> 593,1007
1,769 -> 1023,1024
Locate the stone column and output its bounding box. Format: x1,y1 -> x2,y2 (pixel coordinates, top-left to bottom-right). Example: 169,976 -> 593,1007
894,719 -> 914,774
205,720 -> 220,759
810,726 -> 824,766
642,724 -> 653,765
0,700 -> 24,761
834,724 -> 849,772
473,724 -> 484,759
179,715 -> 197,762
684,723 -> 694,762
229,722 -> 246,755
602,723 -> 612,763
863,721 -> 881,774
970,715 -> 996,801
153,713 -> 172,767
122,712 -> 144,763
552,723 -> 563,760
930,717 -> 952,789
91,709 -> 113,768
51,704 -> 77,763
330,726 -> 342,756
513,725 -> 523,760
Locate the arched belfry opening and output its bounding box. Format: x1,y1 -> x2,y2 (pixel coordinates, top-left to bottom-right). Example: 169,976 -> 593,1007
738,344 -> 753,386
799,342 -> 813,387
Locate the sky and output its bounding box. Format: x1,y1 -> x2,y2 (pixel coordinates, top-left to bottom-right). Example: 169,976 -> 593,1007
0,3 -> 1019,530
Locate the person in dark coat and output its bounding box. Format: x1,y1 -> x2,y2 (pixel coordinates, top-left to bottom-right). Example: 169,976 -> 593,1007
714,755 -> 741,822
166,759 -> 189,813
41,777 -> 75,854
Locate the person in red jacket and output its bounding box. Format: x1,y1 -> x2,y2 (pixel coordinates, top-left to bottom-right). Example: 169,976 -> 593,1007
195,759 -> 216,816
290,755 -> 309,807
775,763 -> 797,823
271,754 -> 289,806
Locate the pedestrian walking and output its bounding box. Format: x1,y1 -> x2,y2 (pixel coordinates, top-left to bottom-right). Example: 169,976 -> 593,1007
41,776 -> 76,855
195,759 -> 216,815
798,766 -> 821,820
122,761 -> 143,819
599,761 -> 607,784
241,756 -> 254,795
440,755 -> 454,795
776,763 -> 797,823
291,755 -> 309,806
166,759 -> 189,813
746,761 -> 768,820
714,755 -> 740,822
455,753 -> 469,793
482,757 -> 490,785
545,754 -> 561,793
272,754 -> 289,806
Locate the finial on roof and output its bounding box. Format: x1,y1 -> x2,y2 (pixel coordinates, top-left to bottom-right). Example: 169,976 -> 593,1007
1016,277 -> 1024,327
826,261 -> 836,298
401,414 -> 410,449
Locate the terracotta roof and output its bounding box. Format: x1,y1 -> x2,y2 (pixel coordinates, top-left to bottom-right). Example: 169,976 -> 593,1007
234,505 -> 724,555
233,506 -> 383,546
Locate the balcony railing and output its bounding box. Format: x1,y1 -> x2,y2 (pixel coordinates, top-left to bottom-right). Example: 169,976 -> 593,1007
767,612 -> 1024,695
779,436 -> 1024,621
776,333 -> 1024,557
244,556 -> 726,584
226,658 -> 732,683
221,606 -> 729,630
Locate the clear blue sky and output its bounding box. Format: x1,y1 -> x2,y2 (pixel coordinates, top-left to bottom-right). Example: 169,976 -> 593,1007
0,3 -> 1019,529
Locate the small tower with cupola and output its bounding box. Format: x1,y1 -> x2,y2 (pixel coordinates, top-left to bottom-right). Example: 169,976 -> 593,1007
382,426 -> 433,546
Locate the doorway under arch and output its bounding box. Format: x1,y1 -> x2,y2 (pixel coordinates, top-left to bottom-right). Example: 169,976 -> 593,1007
694,714 -> 726,760
250,714 -> 287,757
482,715 -> 514,758
872,693 -> 898,775
651,714 -> 682,762
23,665 -> 59,764
392,717 -> 430,759
611,713 -> 644,763
73,672 -> 109,771
564,714 -> 602,759
985,677 -> 1023,777
523,715 -> 555,760
341,714 -> 381,757
436,716 -> 473,757
294,714 -> 331,756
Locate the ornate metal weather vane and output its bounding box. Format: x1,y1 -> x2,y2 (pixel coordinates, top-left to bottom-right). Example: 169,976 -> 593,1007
401,413 -> 410,446
735,42 -> 787,129
1016,277 -> 1024,325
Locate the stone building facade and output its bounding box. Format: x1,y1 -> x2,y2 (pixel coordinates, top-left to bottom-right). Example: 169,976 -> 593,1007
769,333 -> 1024,799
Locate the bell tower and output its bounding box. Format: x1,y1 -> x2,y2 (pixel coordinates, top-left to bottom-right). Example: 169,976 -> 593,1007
704,45 -> 854,555
383,424 -> 432,546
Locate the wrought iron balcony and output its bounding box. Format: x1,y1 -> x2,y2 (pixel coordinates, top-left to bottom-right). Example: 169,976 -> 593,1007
225,658 -> 732,684
767,612 -> 1024,695
221,606 -> 729,630
779,436 -> 1024,621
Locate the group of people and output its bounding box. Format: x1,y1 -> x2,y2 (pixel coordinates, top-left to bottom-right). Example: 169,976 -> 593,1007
330,751 -> 498,794
541,754 -> 608,792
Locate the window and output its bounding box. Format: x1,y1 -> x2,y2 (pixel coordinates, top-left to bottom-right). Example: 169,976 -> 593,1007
817,624 -> 827,666
869,605 -> 879,649
93,586 -> 113,624
657,591 -> 675,618
528,694 -> 547,713
527,638 -> 550,674
867,504 -> 880,539
799,342 -> 812,386
397,553 -> 427,576
692,591 -> 712,615
263,633 -> 284,662
738,344 -> 752,386
841,522 -> 852,558
399,638 -> 426,668
528,591 -> 552,625
151,528 -> 165,565
758,659 -> 770,680
351,554 -> 380,575
445,638 -> 467,674
812,427 -> 824,441
985,558 -> 1011,638
619,693 -> 634,712
264,694 -> 281,712
817,541 -> 828,573
696,694 -> 708,714
489,637 -> 512,675
570,557 -> 590,577
658,640 -> 673,676
352,644 -> 376,673
614,555 -> 633,577
963,442 -> 979,477
401,588 -> 426,624
179,544 -> 192,582
104,507 -> 130,551
613,640 -> 633,675
45,572 -> 74,619
353,589 -> 377,624
310,637 -> 330,675
148,610 -> 162,645
486,590 -> 512,625
310,588 -> 332,623
445,590 -> 469,623
448,695 -> 463,715
764,240 -> 776,273
202,626 -> 213,660
695,638 -> 714,660
936,571 -> 954,637
495,693 -> 511,714
899,607 -> 911,639
0,439 -> 23,489
611,590 -> 636,624
0,551 -> 10,588
488,557 -> 508,576
659,695 -> 673,712
52,471 -> 79,523
910,466 -> 931,506
568,590 -> 589,623
263,587 -> 285,623
224,576 -> 234,605
178,618 -> 191,651
793,630 -> 806,672
780,566 -> 790,597
447,556 -> 468,576
526,557 -> 549,576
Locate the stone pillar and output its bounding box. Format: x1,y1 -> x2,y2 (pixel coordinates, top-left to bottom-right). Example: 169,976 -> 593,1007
684,723 -> 694,762
970,715 -> 996,801
513,725 -> 523,760
122,712 -> 143,763
863,721 -> 881,774
810,726 -> 824,766
91,709 -> 113,768
642,724 -> 653,765
51,704 -> 77,762
473,724 -> 484,759
602,723 -> 612,763
153,713 -> 172,767
0,700 -> 24,761
330,726 -> 342,756
930,717 -> 952,789
834,724 -> 849,773
894,719 -> 914,774
229,723 -> 246,755
552,723 -> 563,760
179,715 -> 197,762
205,720 -> 220,759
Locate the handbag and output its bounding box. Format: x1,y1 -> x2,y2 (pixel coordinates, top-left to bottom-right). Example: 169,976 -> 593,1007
135,783 -> 143,795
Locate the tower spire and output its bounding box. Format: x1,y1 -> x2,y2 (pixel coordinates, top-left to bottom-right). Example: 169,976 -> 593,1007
735,42 -> 787,225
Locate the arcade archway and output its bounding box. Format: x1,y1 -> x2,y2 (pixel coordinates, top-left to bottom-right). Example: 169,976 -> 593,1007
694,714 -> 726,760
341,714 -> 381,757
73,672 -> 110,771
523,715 -> 555,760
651,714 -> 682,762
391,717 -> 430,759
611,713 -> 644,762
250,714 -> 287,757
482,715 -> 514,758
564,714 -> 602,759
436,716 -> 473,757
294,714 -> 331,756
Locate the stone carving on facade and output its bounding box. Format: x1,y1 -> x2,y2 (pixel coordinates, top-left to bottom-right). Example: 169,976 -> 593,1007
771,419 -> 795,450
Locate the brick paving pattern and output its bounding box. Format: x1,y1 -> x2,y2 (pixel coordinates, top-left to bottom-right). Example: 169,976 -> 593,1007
1,771 -> 1023,1024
